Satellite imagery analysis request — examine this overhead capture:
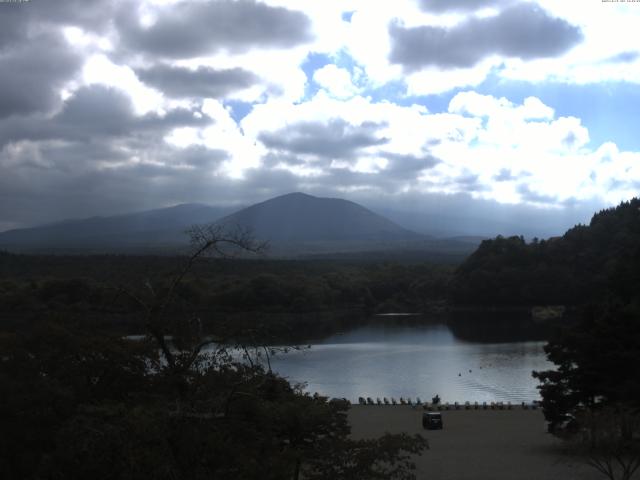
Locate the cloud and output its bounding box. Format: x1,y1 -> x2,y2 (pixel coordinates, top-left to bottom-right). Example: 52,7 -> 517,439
0,0 -> 114,49
0,32 -> 83,118
516,183 -> 558,204
0,7 -> 30,49
30,0 -> 115,32
493,168 -> 519,182
313,65 -> 359,99
258,118 -> 389,161
454,173 -> 488,192
417,0 -> 503,13
0,83 -> 225,227
0,0 -> 637,232
389,3 -> 583,70
0,85 -> 211,147
606,51 -> 640,64
382,152 -> 440,178
449,92 -> 555,120
0,144 -> 231,228
135,65 -> 260,99
117,0 -> 313,58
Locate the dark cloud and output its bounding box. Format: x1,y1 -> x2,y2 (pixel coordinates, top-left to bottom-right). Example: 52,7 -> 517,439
382,152 -> 440,177
418,0 -> 503,13
454,173 -> 489,192
389,3 -> 583,70
0,7 -> 29,49
56,85 -> 211,137
176,145 -> 229,168
136,65 -> 259,99
0,0 -> 119,119
32,141 -> 226,174
29,0 -> 116,32
0,139 -> 230,228
0,85 -> 211,146
0,81 -> 227,228
0,134 -> 607,240
0,32 -> 83,118
117,0 -> 312,58
261,152 -> 308,168
516,183 -> 557,204
494,168 -> 516,182
0,0 -> 114,49
259,119 -> 388,160
259,149 -> 437,197
55,85 -> 137,138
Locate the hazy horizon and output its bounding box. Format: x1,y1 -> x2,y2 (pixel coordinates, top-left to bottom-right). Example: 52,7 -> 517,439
0,190 -> 602,240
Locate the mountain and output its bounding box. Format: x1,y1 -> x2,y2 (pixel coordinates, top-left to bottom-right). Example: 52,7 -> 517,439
0,192 -> 480,259
0,204 -> 235,252
215,192 -> 420,243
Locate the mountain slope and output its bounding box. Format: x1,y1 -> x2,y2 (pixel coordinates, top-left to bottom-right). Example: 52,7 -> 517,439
215,192 -> 420,243
0,193 -> 478,258
0,204 -> 235,251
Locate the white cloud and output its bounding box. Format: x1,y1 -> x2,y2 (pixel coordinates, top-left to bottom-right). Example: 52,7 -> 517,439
405,61 -> 495,95
313,64 -> 359,99
82,54 -> 164,114
520,96 -> 555,120
243,90 -> 451,158
4,0 -> 640,229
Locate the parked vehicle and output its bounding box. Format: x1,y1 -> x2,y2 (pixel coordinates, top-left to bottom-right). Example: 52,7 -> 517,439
422,412 -> 443,430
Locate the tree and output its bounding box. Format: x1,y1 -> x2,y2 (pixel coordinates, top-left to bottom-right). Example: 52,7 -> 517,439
533,300 -> 640,431
0,223 -> 428,479
568,406 -> 640,480
533,299 -> 640,480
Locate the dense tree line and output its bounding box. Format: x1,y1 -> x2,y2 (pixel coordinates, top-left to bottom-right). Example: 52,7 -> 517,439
0,253 -> 452,337
452,198 -> 640,306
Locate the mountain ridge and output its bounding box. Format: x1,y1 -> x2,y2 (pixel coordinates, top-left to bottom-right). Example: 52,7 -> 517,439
0,192 -> 481,258
0,203 -> 236,250
215,192 -> 422,243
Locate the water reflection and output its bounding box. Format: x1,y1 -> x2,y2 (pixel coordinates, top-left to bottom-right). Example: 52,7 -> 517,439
268,322 -> 551,403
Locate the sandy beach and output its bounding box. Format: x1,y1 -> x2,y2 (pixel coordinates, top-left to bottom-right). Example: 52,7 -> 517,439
348,406 -> 601,480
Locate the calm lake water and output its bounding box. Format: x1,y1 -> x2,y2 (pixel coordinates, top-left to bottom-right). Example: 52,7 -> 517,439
266,320 -> 551,404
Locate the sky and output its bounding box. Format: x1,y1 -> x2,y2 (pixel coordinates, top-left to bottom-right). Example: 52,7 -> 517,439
1,0 -> 639,235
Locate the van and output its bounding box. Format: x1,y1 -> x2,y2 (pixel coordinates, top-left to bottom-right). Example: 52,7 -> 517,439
422,412 -> 443,430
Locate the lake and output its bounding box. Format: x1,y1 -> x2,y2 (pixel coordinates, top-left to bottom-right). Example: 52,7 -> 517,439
266,319 -> 551,404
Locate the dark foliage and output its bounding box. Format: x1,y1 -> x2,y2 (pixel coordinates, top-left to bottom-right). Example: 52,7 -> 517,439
0,227 -> 428,479
533,300 -> 640,430
451,198 -> 640,306
0,253 -> 452,339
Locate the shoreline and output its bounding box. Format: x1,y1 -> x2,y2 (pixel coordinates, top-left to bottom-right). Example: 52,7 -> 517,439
353,399 -> 540,409
348,405 -> 599,480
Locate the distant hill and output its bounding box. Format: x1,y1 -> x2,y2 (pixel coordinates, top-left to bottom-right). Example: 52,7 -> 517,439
451,198 -> 640,306
0,204 -> 235,252
0,192 -> 481,259
216,192 -> 420,243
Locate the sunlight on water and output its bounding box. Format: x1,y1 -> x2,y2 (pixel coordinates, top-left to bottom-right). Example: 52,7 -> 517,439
266,323 -> 551,403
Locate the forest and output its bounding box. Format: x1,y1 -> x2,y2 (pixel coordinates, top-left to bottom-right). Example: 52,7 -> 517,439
0,252 -> 452,341
452,198 -> 640,307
